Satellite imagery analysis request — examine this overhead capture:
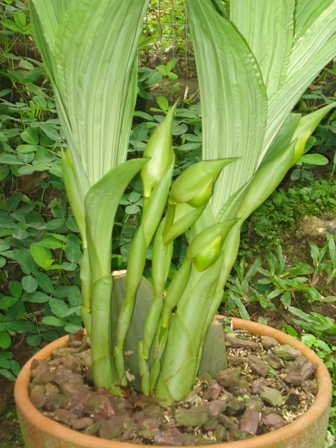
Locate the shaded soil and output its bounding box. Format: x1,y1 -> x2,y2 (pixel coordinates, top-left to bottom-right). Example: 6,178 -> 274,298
0,334 -> 31,448
27,329 -> 318,445
0,400 -> 24,448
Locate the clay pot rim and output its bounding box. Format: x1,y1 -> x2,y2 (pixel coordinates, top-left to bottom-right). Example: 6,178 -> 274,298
14,317 -> 332,448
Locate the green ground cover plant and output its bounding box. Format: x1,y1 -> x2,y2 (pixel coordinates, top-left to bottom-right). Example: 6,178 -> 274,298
224,234 -> 336,323
240,176 -> 336,252
143,0 -> 190,61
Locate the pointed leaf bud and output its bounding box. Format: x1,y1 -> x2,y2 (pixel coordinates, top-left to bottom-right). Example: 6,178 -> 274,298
292,103 -> 336,164
170,159 -> 236,208
141,103 -> 176,199
186,220 -> 236,271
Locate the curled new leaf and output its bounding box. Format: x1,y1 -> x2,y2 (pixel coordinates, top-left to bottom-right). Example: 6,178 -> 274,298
292,102 -> 336,164
170,159 -> 236,207
186,221 -> 236,271
141,104 -> 176,199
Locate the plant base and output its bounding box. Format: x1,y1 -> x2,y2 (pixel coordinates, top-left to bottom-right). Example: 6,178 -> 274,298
15,318 -> 332,448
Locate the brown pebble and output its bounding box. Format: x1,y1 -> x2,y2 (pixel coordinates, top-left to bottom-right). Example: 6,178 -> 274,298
239,407 -> 260,434
70,417 -> 94,430
30,387 -> 47,409
261,336 -> 280,349
217,367 -> 241,387
208,400 -> 227,417
206,379 -> 222,400
262,413 -> 286,429
225,335 -> 259,349
53,408 -> 76,425
251,377 -> 265,395
249,355 -> 270,377
154,428 -> 185,446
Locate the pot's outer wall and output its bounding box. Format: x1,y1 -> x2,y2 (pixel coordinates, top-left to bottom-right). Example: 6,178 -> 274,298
15,318 -> 332,448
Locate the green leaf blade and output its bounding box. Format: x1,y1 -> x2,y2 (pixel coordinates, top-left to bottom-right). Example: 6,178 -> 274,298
230,0 -> 295,97
186,0 -> 267,216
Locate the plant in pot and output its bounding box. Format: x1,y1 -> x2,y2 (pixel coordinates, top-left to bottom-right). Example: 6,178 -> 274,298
15,0 -> 335,447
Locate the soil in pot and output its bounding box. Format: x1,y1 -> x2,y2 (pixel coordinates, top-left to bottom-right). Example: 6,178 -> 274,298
27,327 -> 320,445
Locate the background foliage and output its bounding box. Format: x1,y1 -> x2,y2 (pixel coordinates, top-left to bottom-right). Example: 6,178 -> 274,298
0,0 -> 335,442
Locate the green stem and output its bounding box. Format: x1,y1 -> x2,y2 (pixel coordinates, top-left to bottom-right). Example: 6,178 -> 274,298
90,275 -> 119,389
154,260 -> 220,403
114,227 -> 147,385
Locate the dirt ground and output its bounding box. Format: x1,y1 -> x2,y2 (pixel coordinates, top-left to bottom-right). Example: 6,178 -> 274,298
0,336 -> 33,448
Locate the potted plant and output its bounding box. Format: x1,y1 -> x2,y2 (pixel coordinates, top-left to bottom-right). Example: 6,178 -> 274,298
15,0 -> 335,446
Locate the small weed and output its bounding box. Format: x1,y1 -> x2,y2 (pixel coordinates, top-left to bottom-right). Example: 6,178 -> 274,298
224,236 -> 336,319
240,177 -> 336,255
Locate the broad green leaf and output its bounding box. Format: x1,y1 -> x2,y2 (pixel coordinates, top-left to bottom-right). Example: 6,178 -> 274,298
7,192 -> 22,213
30,243 -> 55,270
29,1 -> 70,49
265,41 -> 336,159
54,0 -> 150,185
294,0 -> 335,40
186,0 -> 267,215
230,0 -> 295,96
61,149 -> 86,240
0,369 -> 16,381
0,330 -> 11,349
2,19 -> 26,33
35,272 -> 54,293
64,322 -> 82,333
26,334 -> 42,347
12,248 -> 38,275
31,122 -> 60,141
156,96 -> 169,111
21,276 -> 38,293
0,154 -> 23,165
61,262 -> 77,271
20,127 -> 39,145
25,291 -> 51,303
5,320 -> 37,333
42,316 -> 67,327
29,0 -> 149,204
0,166 -> 10,181
12,228 -> 29,241
85,158 -> 147,283
9,281 -> 22,300
0,360 -> 10,369
45,219 -> 66,231
298,154 -> 329,166
49,298 -> 70,318
289,2 -> 336,77
0,352 -> 13,360
42,331 -> 60,341
14,10 -> 27,29
37,235 -> 65,248
125,205 -> 140,215
64,234 -> 82,263
0,297 -> 17,310
16,144 -> 38,154
259,114 -> 301,167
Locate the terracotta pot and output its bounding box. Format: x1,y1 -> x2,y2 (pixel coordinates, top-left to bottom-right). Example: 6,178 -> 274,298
15,318 -> 332,448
